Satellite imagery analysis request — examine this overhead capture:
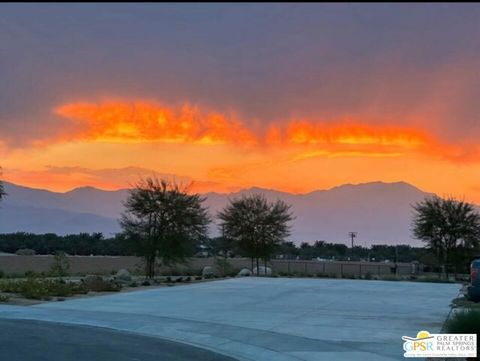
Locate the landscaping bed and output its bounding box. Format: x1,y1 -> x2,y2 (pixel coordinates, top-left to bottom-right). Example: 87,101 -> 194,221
0,274 -> 225,305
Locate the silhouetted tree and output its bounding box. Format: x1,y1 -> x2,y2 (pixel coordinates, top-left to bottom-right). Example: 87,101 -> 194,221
120,177 -> 210,278
412,196 -> 480,277
218,194 -> 293,274
0,169 -> 6,202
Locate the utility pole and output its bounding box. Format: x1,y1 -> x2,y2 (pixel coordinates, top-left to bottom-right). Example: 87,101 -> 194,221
221,224 -> 227,276
348,232 -> 357,261
394,245 -> 398,276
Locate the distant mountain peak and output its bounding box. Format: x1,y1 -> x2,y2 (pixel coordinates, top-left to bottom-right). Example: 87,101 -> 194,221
0,180 -> 438,245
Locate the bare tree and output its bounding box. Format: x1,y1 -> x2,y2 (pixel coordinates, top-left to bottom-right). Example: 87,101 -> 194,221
0,168 -> 6,202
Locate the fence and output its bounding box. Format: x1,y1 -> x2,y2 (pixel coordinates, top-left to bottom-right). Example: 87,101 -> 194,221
271,259 -> 414,277
0,255 -> 417,277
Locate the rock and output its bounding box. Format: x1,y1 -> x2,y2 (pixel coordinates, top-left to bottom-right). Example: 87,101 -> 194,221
82,275 -> 105,291
115,269 -> 132,283
202,266 -> 216,278
82,275 -> 121,292
83,275 -> 103,285
252,266 -> 272,276
237,268 -> 252,277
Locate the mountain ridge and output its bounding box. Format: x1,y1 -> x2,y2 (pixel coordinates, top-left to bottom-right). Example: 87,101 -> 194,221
0,181 -> 439,245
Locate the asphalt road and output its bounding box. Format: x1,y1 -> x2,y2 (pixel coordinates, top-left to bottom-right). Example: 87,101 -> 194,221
0,318 -> 237,361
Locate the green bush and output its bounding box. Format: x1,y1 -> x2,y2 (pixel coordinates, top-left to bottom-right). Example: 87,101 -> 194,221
363,272 -> 373,280
49,251 -> 70,277
379,275 -> 401,281
15,248 -> 36,256
24,270 -> 38,278
0,279 -> 88,300
413,276 -> 455,284
0,294 -> 9,302
83,278 -> 122,292
445,309 -> 480,349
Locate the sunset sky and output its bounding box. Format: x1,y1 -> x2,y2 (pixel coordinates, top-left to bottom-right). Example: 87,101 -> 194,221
1,4 -> 480,201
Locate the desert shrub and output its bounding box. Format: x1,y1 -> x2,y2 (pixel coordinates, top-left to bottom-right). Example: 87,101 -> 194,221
379,275 -> 401,281
0,279 -> 88,299
15,249 -> 36,256
413,276 -> 456,283
24,270 -> 38,278
445,309 -> 480,352
363,272 -> 373,280
184,269 -> 202,276
215,258 -> 234,277
168,268 -> 182,276
49,251 -> 70,277
451,296 -> 480,309
225,269 -> 238,277
83,278 -> 121,292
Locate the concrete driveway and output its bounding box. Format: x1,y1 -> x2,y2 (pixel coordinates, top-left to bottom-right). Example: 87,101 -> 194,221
0,278 -> 460,361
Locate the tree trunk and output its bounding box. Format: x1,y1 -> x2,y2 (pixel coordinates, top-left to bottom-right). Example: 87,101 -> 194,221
151,256 -> 156,278
146,255 -> 156,279
145,257 -> 151,279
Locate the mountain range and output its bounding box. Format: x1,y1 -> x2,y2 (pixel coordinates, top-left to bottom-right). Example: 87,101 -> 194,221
0,181 -> 438,246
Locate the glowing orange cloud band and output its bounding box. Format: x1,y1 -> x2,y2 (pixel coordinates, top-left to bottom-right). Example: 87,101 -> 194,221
53,99 -> 475,162
55,101 -> 257,146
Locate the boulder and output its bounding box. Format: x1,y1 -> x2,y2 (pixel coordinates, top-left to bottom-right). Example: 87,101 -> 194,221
83,275 -> 103,285
252,266 -> 272,276
115,269 -> 132,283
82,275 -> 121,292
237,268 -> 252,277
202,266 -> 216,278
82,275 -> 105,290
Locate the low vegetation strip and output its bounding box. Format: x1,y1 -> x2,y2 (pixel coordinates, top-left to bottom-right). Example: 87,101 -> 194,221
0,278 -> 121,300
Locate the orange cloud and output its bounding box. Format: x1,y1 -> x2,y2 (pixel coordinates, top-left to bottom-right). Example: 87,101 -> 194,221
54,101 -> 257,146
51,99 -> 480,163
